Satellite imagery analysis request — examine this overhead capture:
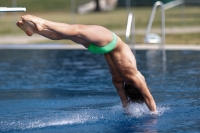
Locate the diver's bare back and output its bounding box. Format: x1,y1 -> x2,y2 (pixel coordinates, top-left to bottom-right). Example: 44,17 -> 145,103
109,40 -> 138,81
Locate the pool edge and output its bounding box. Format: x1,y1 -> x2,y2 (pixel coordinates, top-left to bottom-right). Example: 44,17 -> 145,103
0,44 -> 200,50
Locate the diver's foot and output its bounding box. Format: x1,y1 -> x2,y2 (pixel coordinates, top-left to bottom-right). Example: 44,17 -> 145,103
16,20 -> 36,36
21,14 -> 45,31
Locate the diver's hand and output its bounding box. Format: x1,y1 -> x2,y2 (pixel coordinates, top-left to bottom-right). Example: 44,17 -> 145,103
150,110 -> 158,116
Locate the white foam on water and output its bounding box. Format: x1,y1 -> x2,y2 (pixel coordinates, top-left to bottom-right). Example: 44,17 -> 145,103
0,110 -> 100,131
126,103 -> 169,117
23,111 -> 100,130
25,114 -> 88,129
111,103 -> 169,118
0,104 -> 169,131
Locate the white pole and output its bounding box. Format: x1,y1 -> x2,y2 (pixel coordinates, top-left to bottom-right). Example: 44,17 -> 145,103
0,7 -> 26,12
126,12 -> 133,43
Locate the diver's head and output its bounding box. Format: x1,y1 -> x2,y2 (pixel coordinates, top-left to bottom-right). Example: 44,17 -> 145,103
124,84 -> 147,104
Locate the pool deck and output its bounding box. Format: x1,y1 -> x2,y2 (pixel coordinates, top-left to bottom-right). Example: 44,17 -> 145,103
0,34 -> 200,50
0,43 -> 200,50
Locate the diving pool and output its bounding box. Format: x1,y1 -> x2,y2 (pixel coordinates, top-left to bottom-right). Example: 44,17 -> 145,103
0,48 -> 199,132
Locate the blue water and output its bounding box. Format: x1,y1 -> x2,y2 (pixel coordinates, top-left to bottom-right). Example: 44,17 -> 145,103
0,49 -> 199,133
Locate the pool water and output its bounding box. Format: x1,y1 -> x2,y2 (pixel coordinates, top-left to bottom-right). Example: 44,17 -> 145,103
0,49 -> 199,133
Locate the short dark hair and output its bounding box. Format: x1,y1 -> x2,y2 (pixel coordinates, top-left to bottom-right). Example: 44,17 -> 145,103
124,84 -> 147,104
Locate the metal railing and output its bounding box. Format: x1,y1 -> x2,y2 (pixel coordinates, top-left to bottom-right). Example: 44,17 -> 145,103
146,1 -> 167,62
125,12 -> 135,54
126,12 -> 134,44
145,1 -> 165,48
144,0 -> 184,62
164,0 -> 184,10
145,0 -> 184,46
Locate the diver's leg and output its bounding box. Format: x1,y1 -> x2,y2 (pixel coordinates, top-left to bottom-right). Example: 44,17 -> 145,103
16,20 -> 65,40
21,14 -> 113,47
21,14 -> 78,37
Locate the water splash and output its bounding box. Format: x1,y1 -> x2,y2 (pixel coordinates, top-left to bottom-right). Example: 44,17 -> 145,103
24,113 -> 91,130
0,110 -> 100,132
0,104 -> 169,132
126,103 -> 169,117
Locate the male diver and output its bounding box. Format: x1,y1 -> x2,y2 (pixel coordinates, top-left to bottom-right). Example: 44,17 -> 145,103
16,14 -> 157,113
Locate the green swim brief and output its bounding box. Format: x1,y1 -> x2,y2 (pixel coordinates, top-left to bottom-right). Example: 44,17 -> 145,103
87,32 -> 117,54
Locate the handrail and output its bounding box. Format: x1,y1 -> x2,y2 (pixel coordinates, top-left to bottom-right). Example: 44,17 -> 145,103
125,12 -> 135,45
145,1 -> 165,47
145,0 -> 184,45
164,0 -> 184,10
125,12 -> 135,54
145,1 -> 166,62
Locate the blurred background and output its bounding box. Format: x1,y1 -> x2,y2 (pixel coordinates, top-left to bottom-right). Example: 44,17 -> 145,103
0,0 -> 199,44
